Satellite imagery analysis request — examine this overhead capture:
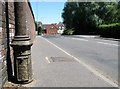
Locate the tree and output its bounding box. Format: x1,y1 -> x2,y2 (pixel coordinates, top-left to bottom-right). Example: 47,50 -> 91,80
62,2 -> 119,35
96,2 -> 118,24
62,2 -> 77,29
62,2 -> 101,34
35,21 -> 42,35
117,1 -> 120,21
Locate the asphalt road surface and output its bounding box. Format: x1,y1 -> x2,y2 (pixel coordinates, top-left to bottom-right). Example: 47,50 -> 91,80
42,35 -> 118,85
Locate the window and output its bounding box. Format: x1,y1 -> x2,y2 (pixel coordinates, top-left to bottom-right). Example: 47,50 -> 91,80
50,26 -> 54,30
59,27 -> 62,30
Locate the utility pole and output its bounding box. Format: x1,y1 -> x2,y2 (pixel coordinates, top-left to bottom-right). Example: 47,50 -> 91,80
11,0 -> 33,84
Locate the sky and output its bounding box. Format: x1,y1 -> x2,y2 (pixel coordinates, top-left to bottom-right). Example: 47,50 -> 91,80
30,1 -> 66,24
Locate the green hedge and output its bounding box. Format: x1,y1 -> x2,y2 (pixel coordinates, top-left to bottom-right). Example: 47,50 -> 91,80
98,23 -> 120,39
62,28 -> 75,35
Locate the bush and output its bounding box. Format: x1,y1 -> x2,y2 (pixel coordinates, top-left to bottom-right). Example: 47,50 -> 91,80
37,27 -> 42,35
62,28 -> 75,35
98,23 -> 120,39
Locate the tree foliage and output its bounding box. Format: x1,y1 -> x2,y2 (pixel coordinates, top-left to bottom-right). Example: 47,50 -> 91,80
62,2 -> 120,35
35,21 -> 42,35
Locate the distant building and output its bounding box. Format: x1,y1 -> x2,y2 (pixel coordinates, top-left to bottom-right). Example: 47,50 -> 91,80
56,24 -> 65,34
42,23 -> 65,36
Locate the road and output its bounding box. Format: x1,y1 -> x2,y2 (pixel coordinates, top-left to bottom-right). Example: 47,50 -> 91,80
42,35 -> 118,85
25,35 -> 119,87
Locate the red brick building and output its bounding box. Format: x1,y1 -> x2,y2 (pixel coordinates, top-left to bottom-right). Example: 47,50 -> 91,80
42,23 -> 64,36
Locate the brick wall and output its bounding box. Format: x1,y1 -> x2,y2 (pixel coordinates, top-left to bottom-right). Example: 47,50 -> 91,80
0,1 -> 15,88
26,2 -> 36,42
0,1 -> 8,88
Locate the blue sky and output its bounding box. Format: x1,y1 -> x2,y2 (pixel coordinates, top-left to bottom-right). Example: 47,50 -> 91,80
30,1 -> 66,24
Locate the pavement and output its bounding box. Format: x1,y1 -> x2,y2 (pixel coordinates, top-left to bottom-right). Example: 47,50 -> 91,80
22,36 -> 118,87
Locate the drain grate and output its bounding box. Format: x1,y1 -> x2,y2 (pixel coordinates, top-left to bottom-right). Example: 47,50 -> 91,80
49,57 -> 75,62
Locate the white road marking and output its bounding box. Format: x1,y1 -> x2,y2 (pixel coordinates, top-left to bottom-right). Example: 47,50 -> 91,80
97,42 -> 118,47
45,57 -> 50,63
40,36 -> 118,87
72,38 -> 88,41
74,35 -> 98,38
95,39 -> 117,43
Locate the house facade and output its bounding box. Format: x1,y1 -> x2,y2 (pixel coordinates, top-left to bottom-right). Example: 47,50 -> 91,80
42,23 -> 65,36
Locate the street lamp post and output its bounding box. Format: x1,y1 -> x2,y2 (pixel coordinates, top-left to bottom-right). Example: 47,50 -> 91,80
11,1 -> 33,84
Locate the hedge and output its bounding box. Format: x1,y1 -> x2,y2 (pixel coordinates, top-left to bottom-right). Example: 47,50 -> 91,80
98,23 -> 120,39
